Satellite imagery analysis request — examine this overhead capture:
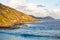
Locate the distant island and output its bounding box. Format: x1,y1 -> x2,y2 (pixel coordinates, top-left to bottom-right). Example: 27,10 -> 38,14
0,3 -> 39,28
29,15 -> 55,20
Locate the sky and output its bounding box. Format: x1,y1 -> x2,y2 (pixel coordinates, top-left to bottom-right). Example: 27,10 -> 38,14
0,0 -> 60,19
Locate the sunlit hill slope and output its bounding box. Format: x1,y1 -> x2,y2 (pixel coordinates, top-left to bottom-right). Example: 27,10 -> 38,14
0,3 -> 38,27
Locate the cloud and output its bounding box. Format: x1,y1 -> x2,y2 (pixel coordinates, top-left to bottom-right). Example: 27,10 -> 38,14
24,3 -> 49,17
1,0 -> 49,17
48,9 -> 60,19
2,0 -> 25,7
1,0 -> 60,19
25,3 -> 60,18
26,3 -> 37,11
37,5 -> 45,7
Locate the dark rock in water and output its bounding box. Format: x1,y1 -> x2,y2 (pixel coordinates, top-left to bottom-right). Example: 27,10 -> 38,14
0,23 -> 28,30
0,26 -> 20,30
0,25 -> 20,30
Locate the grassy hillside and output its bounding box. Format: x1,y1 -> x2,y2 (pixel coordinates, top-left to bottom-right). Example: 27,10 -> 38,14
0,3 -> 38,27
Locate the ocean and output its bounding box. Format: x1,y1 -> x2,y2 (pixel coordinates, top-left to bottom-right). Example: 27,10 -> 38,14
0,19 -> 60,40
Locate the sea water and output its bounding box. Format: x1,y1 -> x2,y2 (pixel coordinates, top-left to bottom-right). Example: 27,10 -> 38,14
0,19 -> 60,40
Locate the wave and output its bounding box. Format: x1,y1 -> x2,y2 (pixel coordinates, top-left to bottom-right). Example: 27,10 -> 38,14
0,31 -> 60,38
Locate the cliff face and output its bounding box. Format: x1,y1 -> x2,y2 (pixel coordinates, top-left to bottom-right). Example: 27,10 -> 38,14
0,3 -> 38,27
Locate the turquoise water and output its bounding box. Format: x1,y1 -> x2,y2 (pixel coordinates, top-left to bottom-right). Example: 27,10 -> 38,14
0,19 -> 60,40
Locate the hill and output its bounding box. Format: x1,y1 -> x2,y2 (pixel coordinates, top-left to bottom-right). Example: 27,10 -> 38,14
0,3 -> 38,27
29,15 -> 54,20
